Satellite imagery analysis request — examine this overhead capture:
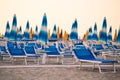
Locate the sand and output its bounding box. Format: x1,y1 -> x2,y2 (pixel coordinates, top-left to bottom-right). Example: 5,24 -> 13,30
0,67 -> 120,80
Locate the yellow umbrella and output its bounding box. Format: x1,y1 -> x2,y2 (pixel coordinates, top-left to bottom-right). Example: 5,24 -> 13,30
84,30 -> 89,41
113,29 -> 117,42
30,27 -> 33,39
48,29 -> 51,39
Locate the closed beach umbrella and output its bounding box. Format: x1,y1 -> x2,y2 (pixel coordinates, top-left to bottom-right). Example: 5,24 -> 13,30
92,23 -> 98,41
39,13 -> 48,44
17,26 -> 23,40
10,14 -> 17,40
116,27 -> 120,44
49,24 -> 58,42
33,25 -> 39,40
23,21 -> 30,40
100,17 -> 107,44
4,21 -> 10,40
69,19 -> 78,41
107,26 -> 112,42
87,27 -> 93,41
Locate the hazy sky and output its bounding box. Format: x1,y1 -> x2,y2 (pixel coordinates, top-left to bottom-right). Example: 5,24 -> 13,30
0,0 -> 120,38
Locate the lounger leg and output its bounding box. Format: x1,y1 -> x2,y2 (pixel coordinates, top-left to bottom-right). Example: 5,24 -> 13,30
37,58 -> 40,65
25,57 -> 27,65
57,56 -> 59,63
11,57 -> 14,64
98,63 -> 116,74
79,62 -> 82,69
92,63 -> 95,70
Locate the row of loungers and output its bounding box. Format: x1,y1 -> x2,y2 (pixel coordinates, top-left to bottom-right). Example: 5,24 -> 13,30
0,41 -> 119,73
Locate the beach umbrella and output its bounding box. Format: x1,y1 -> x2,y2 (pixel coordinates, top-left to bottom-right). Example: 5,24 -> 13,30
59,29 -> 63,40
30,27 -> 34,39
92,23 -> 98,41
33,25 -> 39,40
99,17 -> 107,44
49,25 -> 58,41
39,13 -> 48,44
10,14 -> 17,40
116,27 -> 120,44
57,26 -> 60,38
48,29 -> 51,39
23,21 -> 30,40
4,21 -> 10,40
107,26 -> 112,42
82,30 -> 89,41
113,29 -> 117,42
64,31 -> 69,41
17,26 -> 23,40
87,27 -> 93,41
49,24 -> 58,42
69,19 -> 78,41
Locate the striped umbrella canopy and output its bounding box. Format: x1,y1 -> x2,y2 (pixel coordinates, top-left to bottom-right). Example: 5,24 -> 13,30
107,26 -> 112,42
17,26 -> 23,40
49,24 -> 58,41
69,19 -> 78,41
116,27 -> 120,44
39,13 -> 48,44
87,27 -> 93,41
92,23 -> 98,41
4,21 -> 10,40
100,17 -> 107,44
10,14 -> 17,40
23,21 -> 30,40
33,25 -> 39,40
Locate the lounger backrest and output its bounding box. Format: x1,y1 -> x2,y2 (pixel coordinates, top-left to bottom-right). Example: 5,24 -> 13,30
8,48 -> 26,56
0,46 -> 7,52
24,46 -> 36,55
27,43 -> 36,47
92,44 -> 104,50
45,47 -> 60,55
75,45 -> 86,49
73,49 -> 95,60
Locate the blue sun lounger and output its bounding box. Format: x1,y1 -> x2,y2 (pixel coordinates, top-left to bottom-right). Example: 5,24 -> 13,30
73,45 -> 118,73
45,45 -> 62,63
24,46 -> 43,64
7,41 -> 27,64
8,47 -> 27,65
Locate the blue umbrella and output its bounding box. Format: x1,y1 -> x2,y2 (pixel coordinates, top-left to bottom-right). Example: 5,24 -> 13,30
49,24 -> 58,42
4,21 -> 10,40
33,25 -> 39,40
87,27 -> 93,41
39,13 -> 48,44
23,21 -> 30,40
116,27 -> 120,44
107,26 -> 112,42
92,23 -> 98,41
69,19 -> 78,41
100,17 -> 107,44
10,14 -> 17,40
17,26 -> 23,40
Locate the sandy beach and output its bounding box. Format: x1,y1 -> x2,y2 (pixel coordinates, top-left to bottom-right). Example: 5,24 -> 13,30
0,66 -> 120,80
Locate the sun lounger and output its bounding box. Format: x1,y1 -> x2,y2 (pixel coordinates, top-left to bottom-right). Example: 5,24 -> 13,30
73,45 -> 118,73
45,46 -> 62,63
24,46 -> 43,64
8,47 -> 27,65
